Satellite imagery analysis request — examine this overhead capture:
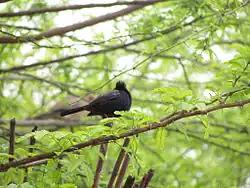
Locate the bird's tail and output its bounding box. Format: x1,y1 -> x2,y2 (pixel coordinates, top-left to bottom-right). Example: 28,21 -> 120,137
60,106 -> 88,116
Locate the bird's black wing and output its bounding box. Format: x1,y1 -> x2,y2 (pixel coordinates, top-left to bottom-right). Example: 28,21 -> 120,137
87,90 -> 126,116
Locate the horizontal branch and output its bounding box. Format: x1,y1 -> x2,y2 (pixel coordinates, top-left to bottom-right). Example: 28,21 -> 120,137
0,98 -> 249,172
0,1 -> 164,17
0,1 -> 162,44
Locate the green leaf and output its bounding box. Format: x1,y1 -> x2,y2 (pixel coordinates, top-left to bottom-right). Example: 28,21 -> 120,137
199,116 -> 210,139
156,128 -> 166,148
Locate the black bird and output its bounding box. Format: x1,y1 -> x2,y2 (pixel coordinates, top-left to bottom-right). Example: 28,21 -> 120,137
60,81 -> 132,118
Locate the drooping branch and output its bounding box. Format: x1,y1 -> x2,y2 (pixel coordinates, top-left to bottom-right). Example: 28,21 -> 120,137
0,1 -> 162,44
0,1 -> 165,17
0,98 -> 250,172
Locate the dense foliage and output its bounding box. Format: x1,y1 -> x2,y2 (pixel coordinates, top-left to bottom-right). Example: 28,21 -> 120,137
0,0 -> 250,187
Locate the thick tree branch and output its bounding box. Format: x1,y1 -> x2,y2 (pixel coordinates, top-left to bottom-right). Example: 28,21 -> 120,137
0,98 -> 249,172
0,1 -> 165,17
0,16 -> 202,73
0,1 -> 162,44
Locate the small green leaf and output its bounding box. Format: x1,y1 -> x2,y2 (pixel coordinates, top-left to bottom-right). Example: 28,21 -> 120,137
199,116 -> 210,138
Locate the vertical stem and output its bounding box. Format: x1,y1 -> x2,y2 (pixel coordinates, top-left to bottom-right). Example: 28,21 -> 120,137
108,138 -> 130,188
123,175 -> 135,188
9,118 -> 15,162
29,126 -> 38,153
115,152 -> 131,188
24,126 -> 38,182
139,169 -> 154,188
92,143 -> 108,188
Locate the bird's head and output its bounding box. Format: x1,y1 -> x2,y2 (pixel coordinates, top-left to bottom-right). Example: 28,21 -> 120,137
115,81 -> 126,90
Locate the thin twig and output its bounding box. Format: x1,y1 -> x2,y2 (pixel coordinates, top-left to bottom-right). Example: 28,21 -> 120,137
232,61 -> 250,87
93,27 -> 209,92
92,143 -> 108,188
0,24 -> 41,31
108,138 -> 130,188
115,153 -> 131,188
15,72 -> 78,96
9,118 -> 16,162
178,59 -> 192,91
168,128 -> 250,155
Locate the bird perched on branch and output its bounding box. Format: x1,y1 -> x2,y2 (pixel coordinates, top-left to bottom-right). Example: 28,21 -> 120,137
60,81 -> 132,118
